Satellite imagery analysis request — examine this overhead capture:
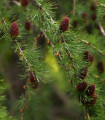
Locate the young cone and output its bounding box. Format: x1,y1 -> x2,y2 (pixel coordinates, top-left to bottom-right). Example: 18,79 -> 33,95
72,20 -> 78,28
84,51 -> 91,62
79,67 -> 88,80
81,94 -> 97,106
90,4 -> 96,11
88,94 -> 97,106
10,22 -> 19,37
25,21 -> 31,31
21,0 -> 29,7
86,94 -> 98,106
82,13 -> 88,22
91,14 -> 97,21
77,82 -> 88,92
60,17 -> 70,32
97,61 -> 104,74
84,51 -> 94,63
86,83 -> 95,96
90,54 -> 94,63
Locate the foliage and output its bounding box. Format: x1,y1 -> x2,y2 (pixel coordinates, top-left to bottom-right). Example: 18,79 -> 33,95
0,0 -> 105,120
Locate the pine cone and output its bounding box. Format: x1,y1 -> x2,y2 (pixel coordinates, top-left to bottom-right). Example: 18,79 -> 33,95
25,21 -> 31,31
86,94 -> 97,106
84,51 -> 94,63
21,0 -> 29,7
84,51 -> 91,62
72,20 -> 78,28
82,13 -> 88,22
90,54 -> 94,63
91,14 -> 97,21
86,83 -> 95,96
79,67 -> 88,80
10,22 -> 19,37
60,17 -> 70,32
88,94 -> 97,106
90,4 -> 96,11
97,61 -> 104,74
77,82 -> 88,92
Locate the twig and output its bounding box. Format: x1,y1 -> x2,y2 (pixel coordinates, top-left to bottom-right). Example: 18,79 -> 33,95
73,0 -> 75,15
13,0 -> 21,7
33,0 -> 56,24
97,1 -> 105,7
20,90 -> 27,120
92,0 -> 105,36
97,21 -> 105,36
16,42 -> 31,70
86,109 -> 90,119
78,38 -> 105,56
99,3 -> 105,7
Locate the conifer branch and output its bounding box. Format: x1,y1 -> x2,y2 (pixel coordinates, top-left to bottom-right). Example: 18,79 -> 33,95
33,0 -> 75,83
42,31 -> 73,84
15,41 -> 30,120
33,0 -> 76,74
60,34 -> 75,70
15,41 -> 36,120
16,42 -> 31,70
1,17 -> 30,120
32,1 -> 100,119
33,0 -> 56,24
50,41 -> 73,84
35,0 -> 105,58
1,0 -> 105,119
78,38 -> 105,56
